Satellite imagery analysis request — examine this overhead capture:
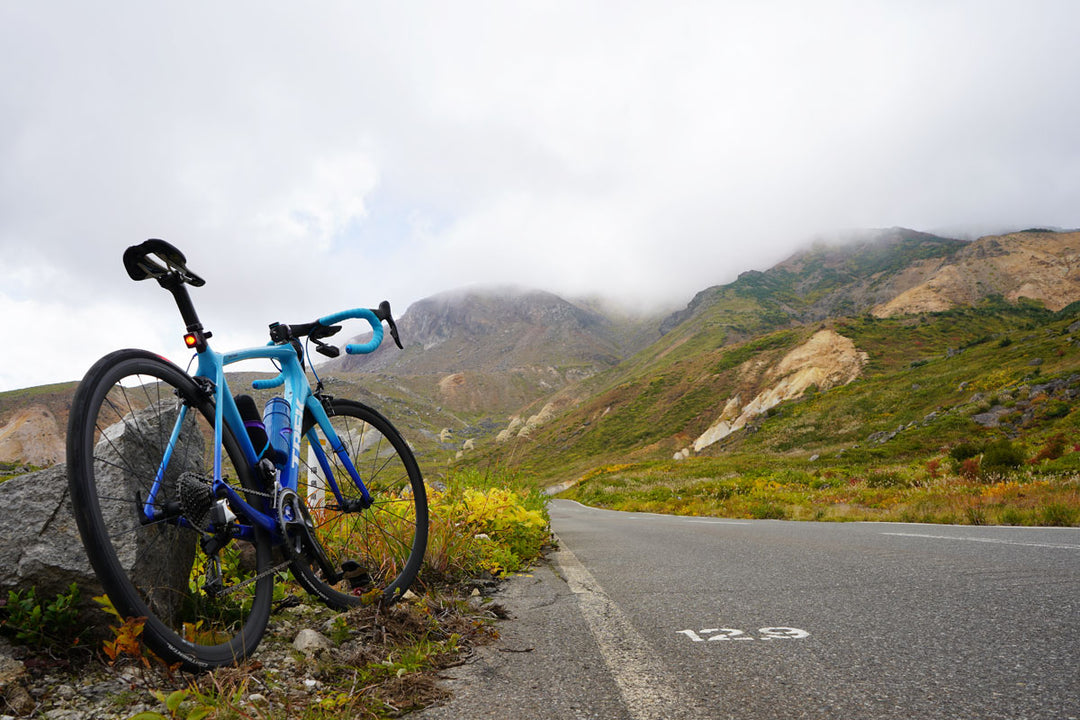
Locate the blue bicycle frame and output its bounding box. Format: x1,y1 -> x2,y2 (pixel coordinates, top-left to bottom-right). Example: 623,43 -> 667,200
141,307 -> 386,543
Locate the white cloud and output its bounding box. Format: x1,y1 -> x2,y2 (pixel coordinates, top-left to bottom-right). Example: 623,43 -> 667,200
2,0 -> 1080,390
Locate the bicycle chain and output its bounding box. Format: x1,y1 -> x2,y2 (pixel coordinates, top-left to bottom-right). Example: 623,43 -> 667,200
219,557 -> 293,597
215,481 -> 291,597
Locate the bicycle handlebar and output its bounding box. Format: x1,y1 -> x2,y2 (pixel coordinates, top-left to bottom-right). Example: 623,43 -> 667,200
319,308 -> 385,355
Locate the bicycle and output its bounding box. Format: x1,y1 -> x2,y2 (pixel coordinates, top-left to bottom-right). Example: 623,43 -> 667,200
66,239 -> 428,671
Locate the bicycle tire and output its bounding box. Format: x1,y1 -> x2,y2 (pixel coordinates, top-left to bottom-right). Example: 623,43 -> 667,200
66,349 -> 273,670
290,398 -> 428,609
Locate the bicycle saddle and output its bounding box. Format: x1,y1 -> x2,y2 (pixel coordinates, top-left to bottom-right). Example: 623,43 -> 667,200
123,239 -> 206,286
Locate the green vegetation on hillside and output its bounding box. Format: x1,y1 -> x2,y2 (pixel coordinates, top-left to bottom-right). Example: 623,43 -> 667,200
480,297 -> 1080,526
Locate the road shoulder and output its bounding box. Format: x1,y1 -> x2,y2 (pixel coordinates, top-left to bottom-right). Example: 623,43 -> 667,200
414,556 -> 632,720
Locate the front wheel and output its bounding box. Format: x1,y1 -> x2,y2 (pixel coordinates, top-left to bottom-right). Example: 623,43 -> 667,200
290,399 -> 428,609
66,349 -> 273,671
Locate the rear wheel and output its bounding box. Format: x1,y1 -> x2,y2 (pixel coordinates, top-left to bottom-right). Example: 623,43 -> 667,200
66,349 -> 273,670
290,398 -> 428,609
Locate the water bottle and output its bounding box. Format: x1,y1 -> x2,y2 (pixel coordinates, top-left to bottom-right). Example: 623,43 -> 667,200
263,397 -> 292,465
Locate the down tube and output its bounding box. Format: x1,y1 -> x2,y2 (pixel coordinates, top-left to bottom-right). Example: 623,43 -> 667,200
304,398 -> 373,507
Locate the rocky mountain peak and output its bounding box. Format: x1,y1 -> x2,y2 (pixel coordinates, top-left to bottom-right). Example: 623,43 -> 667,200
325,285 -> 645,377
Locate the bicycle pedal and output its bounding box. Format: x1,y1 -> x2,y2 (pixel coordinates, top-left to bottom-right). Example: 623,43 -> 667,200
340,560 -> 373,589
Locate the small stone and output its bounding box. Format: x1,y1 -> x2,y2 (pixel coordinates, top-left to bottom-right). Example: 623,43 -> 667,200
5,684 -> 35,716
293,628 -> 333,655
248,693 -> 268,705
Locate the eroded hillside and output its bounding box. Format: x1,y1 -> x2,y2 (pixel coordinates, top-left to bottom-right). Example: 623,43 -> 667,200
873,230 -> 1080,316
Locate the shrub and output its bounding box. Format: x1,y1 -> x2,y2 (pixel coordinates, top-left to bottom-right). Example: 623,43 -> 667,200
1042,401 -> 1071,420
1030,434 -> 1068,464
866,470 -> 909,488
1040,503 -> 1079,527
748,501 -> 786,519
959,457 -> 981,480
949,442 -> 982,462
981,439 -> 1026,476
0,582 -> 86,651
998,507 -> 1028,526
426,471 -> 550,578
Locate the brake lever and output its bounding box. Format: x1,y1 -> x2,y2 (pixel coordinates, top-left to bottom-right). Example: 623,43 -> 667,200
374,301 -> 404,349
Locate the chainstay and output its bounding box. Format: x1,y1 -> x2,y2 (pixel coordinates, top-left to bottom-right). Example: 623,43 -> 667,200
215,471 -> 304,596
220,557 -> 291,597
217,481 -> 293,596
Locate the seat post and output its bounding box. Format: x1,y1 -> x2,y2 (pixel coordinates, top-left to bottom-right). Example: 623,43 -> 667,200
159,273 -> 210,351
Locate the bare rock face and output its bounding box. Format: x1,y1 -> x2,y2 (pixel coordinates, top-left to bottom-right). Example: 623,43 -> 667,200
0,402 -> 201,623
873,230 -> 1080,317
0,405 -> 65,467
693,330 -> 868,452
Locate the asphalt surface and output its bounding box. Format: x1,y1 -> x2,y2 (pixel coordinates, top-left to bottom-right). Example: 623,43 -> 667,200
417,500 -> 1080,719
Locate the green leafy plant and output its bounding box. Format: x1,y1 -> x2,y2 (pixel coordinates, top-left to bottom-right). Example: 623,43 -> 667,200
425,469 -> 550,578
0,582 -> 85,650
127,688 -> 215,720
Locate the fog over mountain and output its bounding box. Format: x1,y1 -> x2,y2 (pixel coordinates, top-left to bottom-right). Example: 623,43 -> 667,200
3,3 -> 1080,391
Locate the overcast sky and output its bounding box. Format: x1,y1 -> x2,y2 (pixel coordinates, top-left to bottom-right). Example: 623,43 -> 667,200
3,1 -> 1079,391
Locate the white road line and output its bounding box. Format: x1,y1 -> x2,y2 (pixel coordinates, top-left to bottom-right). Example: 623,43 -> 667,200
882,532 -> 1080,550
556,500 -> 750,525
684,519 -> 751,525
551,538 -> 711,720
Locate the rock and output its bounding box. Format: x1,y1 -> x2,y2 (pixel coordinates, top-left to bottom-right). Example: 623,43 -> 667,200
0,401 -> 203,623
0,654 -> 31,716
293,629 -> 332,655
0,465 -> 97,602
971,406 -> 1009,428
0,656 -> 27,692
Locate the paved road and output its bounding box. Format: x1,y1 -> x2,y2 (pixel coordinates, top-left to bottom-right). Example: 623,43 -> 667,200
419,500 -> 1080,719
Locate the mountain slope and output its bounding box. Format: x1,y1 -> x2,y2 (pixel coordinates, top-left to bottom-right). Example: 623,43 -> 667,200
873,229 -> 1080,316
468,229 -> 1080,482
485,300 -> 1080,483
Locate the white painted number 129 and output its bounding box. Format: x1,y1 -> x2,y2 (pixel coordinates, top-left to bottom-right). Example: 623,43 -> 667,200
677,627 -> 809,642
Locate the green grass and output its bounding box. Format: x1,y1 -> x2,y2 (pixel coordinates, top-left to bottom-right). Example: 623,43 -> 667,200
562,454 -> 1080,526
